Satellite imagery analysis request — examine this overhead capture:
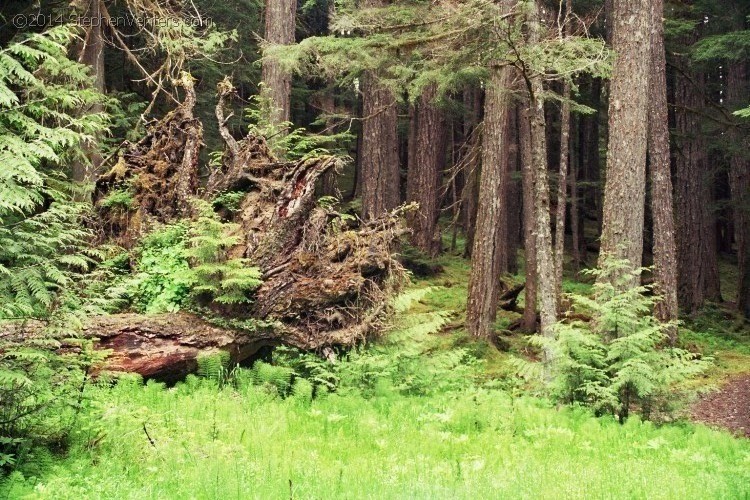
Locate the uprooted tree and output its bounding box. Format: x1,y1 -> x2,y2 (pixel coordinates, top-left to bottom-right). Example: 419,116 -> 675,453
38,76 -> 411,380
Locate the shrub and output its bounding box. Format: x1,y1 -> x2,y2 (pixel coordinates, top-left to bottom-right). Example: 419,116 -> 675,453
526,258 -> 709,421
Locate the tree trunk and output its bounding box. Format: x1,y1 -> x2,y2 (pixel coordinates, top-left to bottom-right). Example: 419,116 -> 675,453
598,0 -> 650,284
262,0 -> 297,126
466,60 -> 516,338
526,1 -> 557,354
554,78 -> 571,302
647,0 -> 679,329
570,113 -> 581,273
727,62 -> 750,318
462,86 -> 483,256
674,69 -> 721,312
72,0 -> 105,184
361,73 -> 400,220
551,0 -> 573,302
520,103 -> 538,332
406,84 -> 445,256
582,78 -> 602,238
506,105 -> 521,274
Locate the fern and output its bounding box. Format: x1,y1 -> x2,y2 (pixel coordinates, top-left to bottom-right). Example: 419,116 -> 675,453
520,257 -> 710,422
0,26 -> 109,471
197,351 -> 232,384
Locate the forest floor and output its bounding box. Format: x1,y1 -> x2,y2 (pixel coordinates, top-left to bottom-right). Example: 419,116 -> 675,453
3,247 -> 750,499
691,374 -> 750,437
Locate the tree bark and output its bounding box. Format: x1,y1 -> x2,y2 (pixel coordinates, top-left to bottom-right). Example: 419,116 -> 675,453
72,0 -> 105,184
462,86 -> 483,256
554,79 -> 571,302
570,113 -> 581,273
526,1 -> 557,354
647,0 -> 679,328
727,62 -> 750,318
262,0 -> 297,126
674,68 -> 721,312
361,73 -> 400,220
466,59 -> 516,338
505,107 -> 521,275
520,103 -> 538,332
406,84 -> 445,256
598,0 -> 651,284
553,0 -> 573,300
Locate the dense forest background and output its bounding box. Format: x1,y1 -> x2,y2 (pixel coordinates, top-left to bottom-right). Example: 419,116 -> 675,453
0,0 -> 749,497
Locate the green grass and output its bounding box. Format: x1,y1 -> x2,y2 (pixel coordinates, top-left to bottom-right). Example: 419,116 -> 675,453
4,249 -> 750,499
4,377 -> 750,499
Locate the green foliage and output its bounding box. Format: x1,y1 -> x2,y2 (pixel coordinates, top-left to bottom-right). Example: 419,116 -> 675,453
211,191 -> 246,213
245,85 -> 354,160
252,361 -> 294,396
5,372 -> 749,498
106,199 -> 263,313
268,0 -> 611,103
521,258 -> 709,421
196,351 -> 232,385
0,26 -> 110,473
98,187 -> 135,211
0,25 -> 108,322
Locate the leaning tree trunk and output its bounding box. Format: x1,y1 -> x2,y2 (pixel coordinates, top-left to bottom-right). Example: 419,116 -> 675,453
520,103 -> 538,333
262,0 -> 297,127
647,0 -> 679,329
406,83 -> 445,256
466,55 -> 516,338
598,0 -> 651,285
674,67 -> 721,312
727,62 -> 750,319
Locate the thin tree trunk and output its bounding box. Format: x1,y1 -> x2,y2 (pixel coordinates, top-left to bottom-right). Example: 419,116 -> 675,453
462,87 -> 482,256
552,0 -> 573,300
647,0 -> 679,329
526,1 -> 557,361
72,0 -> 105,185
598,0 -> 650,285
361,73 -> 400,219
520,103 -> 538,333
582,78 -> 602,238
316,90 -> 339,196
466,59 -> 516,338
570,113 -> 581,273
262,0 -> 297,127
506,105 -> 521,274
554,79 -> 571,302
406,84 -> 445,256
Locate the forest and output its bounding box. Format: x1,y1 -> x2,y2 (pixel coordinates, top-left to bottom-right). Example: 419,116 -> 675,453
0,0 -> 749,497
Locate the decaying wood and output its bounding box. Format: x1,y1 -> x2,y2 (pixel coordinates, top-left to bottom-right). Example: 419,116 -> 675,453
94,73 -> 203,247
1,314 -> 270,383
85,78 -> 411,379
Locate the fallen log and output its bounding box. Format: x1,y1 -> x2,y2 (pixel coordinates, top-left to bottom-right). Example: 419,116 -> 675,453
1,314 -> 274,383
